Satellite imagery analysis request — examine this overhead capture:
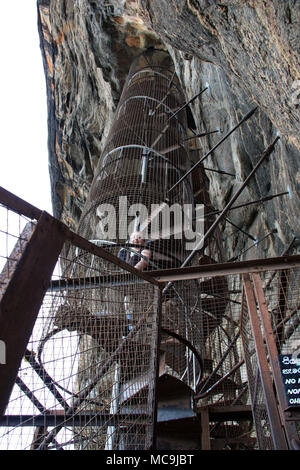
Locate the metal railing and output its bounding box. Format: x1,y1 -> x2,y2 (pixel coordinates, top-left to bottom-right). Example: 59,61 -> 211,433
0,186 -> 161,450
1,186 -> 299,450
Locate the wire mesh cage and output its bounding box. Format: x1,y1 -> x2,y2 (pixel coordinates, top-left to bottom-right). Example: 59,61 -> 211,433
77,48 -> 196,267
0,195 -> 161,450
197,273 -> 245,404
74,49 -> 223,394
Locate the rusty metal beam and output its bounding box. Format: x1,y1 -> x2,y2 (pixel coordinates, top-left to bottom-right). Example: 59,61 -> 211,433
0,186 -> 42,220
242,273 -> 288,450
149,254 -> 300,282
0,186 -> 159,288
0,212 -> 66,418
37,301 -> 159,450
252,273 -> 299,449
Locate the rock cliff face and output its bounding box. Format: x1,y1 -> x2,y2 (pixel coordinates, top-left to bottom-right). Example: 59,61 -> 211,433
38,0 -> 300,260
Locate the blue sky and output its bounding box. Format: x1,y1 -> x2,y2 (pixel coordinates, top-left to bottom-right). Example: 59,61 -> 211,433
0,1 -> 52,214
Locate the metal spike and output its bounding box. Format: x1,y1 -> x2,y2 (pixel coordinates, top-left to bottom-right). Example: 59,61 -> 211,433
168,106 -> 258,193
183,129 -> 219,142
205,191 -> 289,217
228,229 -> 277,262
166,87 -> 208,123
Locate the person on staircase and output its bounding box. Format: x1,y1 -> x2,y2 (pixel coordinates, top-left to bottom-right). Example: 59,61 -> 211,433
118,230 -> 151,271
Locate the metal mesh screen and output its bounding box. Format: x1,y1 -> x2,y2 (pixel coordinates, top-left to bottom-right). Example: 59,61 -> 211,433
261,267 -> 300,357
193,272 -> 253,448
240,288 -> 273,450
1,48 -> 299,451
195,273 -> 244,398
77,49 -> 195,267
241,267 -> 300,449
261,267 -> 300,443
0,208 -> 161,450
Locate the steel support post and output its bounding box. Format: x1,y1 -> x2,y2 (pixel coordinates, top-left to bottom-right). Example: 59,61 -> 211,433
150,286 -> 162,451
0,212 -> 66,417
200,407 -> 211,450
252,272 -> 299,449
242,273 -> 288,450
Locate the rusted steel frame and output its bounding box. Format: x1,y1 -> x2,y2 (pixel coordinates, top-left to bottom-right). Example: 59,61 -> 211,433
37,304 -> 158,449
151,254 -> 300,282
252,273 -> 298,449
48,274 -> 147,291
0,222 -> 35,298
168,106 -> 258,193
0,212 -> 66,418
242,273 -> 288,450
64,226 -> 160,288
0,186 -> 42,220
150,287 -> 162,451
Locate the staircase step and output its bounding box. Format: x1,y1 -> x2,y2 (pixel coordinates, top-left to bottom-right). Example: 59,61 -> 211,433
157,374 -> 194,405
156,417 -> 201,450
